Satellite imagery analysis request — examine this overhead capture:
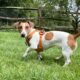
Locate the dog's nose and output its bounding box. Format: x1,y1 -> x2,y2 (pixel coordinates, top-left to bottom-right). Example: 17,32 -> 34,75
21,34 -> 25,37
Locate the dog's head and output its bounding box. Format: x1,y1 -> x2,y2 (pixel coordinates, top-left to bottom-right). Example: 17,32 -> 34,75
13,21 -> 34,38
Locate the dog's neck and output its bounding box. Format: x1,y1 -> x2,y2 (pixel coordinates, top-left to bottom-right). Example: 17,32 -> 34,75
25,28 -> 36,38
28,28 -> 36,35
25,28 -> 37,46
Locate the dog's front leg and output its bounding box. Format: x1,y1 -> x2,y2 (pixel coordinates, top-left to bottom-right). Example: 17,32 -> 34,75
37,52 -> 43,60
23,47 -> 32,58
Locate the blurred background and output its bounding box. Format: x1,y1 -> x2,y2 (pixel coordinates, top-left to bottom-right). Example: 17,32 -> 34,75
0,0 -> 80,33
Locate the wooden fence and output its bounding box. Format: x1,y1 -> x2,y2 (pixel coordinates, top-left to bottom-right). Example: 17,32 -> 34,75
0,7 -> 80,32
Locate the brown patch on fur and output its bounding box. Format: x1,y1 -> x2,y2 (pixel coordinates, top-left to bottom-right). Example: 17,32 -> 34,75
45,32 -> 53,40
67,35 -> 76,50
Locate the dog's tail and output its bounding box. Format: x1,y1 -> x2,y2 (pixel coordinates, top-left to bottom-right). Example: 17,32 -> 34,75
73,32 -> 80,39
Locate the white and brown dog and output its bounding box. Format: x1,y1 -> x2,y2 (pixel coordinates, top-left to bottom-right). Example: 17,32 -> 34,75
14,21 -> 80,67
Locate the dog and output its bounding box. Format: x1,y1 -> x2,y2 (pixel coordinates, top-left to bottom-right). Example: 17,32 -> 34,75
14,21 -> 80,67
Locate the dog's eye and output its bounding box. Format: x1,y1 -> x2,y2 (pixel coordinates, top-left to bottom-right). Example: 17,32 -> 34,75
18,26 -> 22,32
25,26 -> 29,29
18,26 -> 22,29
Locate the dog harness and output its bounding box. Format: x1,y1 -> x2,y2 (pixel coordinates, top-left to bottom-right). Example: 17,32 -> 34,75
25,30 -> 44,52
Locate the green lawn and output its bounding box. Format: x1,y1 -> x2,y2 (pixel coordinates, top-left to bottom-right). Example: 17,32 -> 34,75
0,30 -> 80,80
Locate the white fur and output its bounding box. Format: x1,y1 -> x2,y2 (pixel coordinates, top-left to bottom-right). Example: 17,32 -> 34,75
29,32 -> 39,49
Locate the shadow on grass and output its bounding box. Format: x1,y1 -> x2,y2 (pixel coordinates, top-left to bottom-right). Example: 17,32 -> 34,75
53,57 -> 64,66
41,55 -> 64,66
20,52 -> 64,66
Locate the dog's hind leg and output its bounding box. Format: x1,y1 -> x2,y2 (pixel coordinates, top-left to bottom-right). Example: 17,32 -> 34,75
55,48 -> 63,60
62,48 -> 72,67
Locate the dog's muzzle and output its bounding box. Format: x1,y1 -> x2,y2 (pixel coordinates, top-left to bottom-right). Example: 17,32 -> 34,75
21,34 -> 25,37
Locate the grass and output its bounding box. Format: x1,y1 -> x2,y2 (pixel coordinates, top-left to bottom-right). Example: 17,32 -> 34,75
0,30 -> 80,80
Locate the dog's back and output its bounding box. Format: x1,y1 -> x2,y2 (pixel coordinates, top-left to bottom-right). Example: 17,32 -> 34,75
42,31 -> 70,49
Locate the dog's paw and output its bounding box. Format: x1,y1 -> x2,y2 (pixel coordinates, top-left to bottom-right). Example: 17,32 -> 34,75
38,57 -> 43,61
21,54 -> 28,61
22,55 -> 25,58
55,57 -> 60,60
55,56 -> 63,60
22,55 -> 27,59
62,64 -> 68,67
22,53 -> 27,58
21,55 -> 27,61
38,54 -> 43,60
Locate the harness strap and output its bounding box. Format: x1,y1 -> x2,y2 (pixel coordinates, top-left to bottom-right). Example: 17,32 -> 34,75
25,30 -> 44,52
36,31 -> 43,52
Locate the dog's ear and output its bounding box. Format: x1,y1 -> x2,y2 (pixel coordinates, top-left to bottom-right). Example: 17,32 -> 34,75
28,21 -> 34,28
13,22 -> 21,29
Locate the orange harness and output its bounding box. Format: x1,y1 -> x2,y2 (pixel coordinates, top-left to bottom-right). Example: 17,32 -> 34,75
25,30 -> 44,52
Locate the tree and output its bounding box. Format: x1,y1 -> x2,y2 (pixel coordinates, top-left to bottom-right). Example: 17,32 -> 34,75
76,0 -> 80,6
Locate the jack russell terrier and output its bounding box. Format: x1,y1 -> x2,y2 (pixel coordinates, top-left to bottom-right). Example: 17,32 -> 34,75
14,21 -> 80,67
